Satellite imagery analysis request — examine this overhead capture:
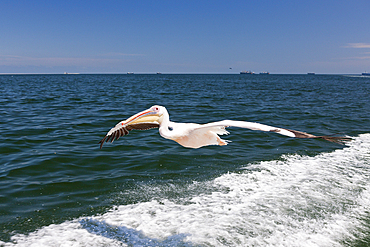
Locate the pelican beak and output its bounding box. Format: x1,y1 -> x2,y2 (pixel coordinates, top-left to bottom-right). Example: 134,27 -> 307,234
122,108 -> 160,125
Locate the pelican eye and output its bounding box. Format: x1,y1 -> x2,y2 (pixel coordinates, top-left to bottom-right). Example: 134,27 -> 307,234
168,126 -> 173,131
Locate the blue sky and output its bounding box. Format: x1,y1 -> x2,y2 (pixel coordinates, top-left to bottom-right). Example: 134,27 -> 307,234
1,0 -> 369,74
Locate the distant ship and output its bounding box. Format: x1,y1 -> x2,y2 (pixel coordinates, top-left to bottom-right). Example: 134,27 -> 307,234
127,72 -> 134,74
240,71 -> 254,74
307,72 -> 315,75
259,71 -> 270,75
64,72 -> 79,75
362,71 -> 370,76
156,72 -> 162,74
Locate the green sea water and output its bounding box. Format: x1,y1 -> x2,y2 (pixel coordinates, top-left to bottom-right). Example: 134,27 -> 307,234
0,74 -> 369,246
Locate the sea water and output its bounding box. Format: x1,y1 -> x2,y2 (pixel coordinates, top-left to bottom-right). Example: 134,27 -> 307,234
0,74 -> 369,246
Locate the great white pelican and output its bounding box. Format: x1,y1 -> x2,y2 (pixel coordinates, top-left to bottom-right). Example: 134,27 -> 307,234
99,105 -> 351,149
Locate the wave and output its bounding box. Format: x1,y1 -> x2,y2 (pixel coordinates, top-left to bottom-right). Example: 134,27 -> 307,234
1,134 -> 370,247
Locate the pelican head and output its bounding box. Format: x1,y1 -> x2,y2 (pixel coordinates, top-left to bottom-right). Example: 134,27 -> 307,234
122,105 -> 165,126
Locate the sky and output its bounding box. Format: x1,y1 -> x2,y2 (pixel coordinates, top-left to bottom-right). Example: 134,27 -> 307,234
1,0 -> 370,74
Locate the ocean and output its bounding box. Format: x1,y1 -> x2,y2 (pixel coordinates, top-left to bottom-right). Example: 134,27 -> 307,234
0,74 -> 369,246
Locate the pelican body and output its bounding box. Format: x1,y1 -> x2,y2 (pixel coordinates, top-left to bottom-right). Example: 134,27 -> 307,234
99,105 -> 350,149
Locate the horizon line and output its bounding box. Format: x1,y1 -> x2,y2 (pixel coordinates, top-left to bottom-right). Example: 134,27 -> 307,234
0,72 -> 367,75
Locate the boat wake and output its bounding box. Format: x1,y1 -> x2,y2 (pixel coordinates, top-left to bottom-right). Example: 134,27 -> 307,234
80,218 -> 192,246
1,134 -> 370,247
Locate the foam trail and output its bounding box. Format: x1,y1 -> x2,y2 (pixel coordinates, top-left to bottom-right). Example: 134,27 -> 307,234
1,134 -> 369,247
80,218 -> 192,246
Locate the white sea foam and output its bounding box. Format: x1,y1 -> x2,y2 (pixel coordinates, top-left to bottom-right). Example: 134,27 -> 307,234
2,134 -> 370,247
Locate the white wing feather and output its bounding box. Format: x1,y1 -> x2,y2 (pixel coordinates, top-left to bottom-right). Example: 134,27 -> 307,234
201,120 -> 296,137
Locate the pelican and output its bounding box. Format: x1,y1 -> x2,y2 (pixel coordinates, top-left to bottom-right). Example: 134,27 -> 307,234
99,105 -> 351,149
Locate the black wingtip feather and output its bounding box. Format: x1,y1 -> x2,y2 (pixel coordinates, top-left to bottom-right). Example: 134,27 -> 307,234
318,136 -> 352,144
99,136 -> 107,149
99,123 -> 159,149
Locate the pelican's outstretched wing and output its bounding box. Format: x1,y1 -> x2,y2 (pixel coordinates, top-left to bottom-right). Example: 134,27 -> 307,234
200,120 -> 351,144
99,122 -> 159,149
